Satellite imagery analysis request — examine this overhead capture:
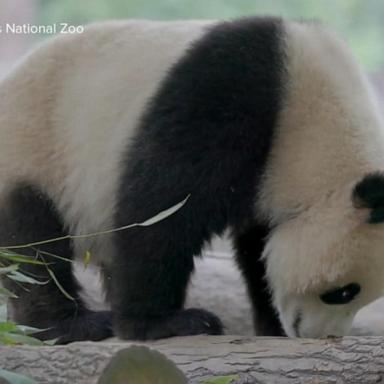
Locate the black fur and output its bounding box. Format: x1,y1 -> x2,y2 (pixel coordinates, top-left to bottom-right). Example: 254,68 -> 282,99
352,172 -> 384,223
0,185 -> 113,344
232,223 -> 284,336
112,17 -> 286,339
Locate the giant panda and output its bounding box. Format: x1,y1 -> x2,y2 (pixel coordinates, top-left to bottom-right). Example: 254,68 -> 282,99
1,16 -> 384,344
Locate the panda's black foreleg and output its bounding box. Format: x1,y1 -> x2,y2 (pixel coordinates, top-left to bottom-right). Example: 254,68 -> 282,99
110,198 -> 224,340
232,223 -> 285,336
0,184 -> 113,344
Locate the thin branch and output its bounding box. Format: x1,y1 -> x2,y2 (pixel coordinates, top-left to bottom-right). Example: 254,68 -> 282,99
0,195 -> 190,250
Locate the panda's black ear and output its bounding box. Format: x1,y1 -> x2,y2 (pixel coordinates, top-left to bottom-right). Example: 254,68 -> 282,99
352,172 -> 384,223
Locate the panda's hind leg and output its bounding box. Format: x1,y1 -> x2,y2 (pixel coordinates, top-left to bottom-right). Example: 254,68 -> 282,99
0,184 -> 113,344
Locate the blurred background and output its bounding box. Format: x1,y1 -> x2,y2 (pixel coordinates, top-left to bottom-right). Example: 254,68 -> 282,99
1,0 -> 384,78
0,0 -> 383,131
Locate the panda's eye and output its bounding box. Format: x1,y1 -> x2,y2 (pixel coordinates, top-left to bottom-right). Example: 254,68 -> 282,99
320,283 -> 361,305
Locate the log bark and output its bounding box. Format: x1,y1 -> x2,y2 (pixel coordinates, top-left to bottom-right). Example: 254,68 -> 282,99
1,335 -> 384,384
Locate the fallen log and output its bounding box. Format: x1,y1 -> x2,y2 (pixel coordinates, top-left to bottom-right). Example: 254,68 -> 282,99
1,335 -> 384,383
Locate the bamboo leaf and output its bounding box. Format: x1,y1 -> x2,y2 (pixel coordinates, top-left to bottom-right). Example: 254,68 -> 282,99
0,287 -> 18,299
41,337 -> 58,346
83,250 -> 91,269
0,368 -> 38,384
0,322 -> 18,333
139,195 -> 190,227
0,196 -> 190,249
0,332 -> 44,346
13,324 -> 47,335
6,271 -> 49,285
0,265 -> 19,275
0,252 -> 45,265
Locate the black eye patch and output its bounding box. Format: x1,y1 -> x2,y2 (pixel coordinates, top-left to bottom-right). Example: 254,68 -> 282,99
320,283 -> 361,305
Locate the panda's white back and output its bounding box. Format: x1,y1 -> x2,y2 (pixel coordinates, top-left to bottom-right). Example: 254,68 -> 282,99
0,20 -> 212,259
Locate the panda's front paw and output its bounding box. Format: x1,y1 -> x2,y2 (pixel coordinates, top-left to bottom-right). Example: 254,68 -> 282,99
115,308 -> 224,340
32,310 -> 113,344
166,308 -> 224,337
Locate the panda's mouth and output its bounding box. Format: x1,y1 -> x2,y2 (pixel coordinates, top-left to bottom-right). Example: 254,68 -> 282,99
293,311 -> 301,337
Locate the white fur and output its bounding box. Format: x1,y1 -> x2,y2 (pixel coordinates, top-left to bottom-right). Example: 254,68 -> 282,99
260,22 -> 384,337
0,20 -> 211,261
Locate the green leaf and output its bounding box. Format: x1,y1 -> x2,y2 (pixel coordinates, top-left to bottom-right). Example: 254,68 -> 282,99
0,368 -> 38,384
83,250 -> 91,269
0,322 -> 18,333
13,324 -> 47,335
0,252 -> 45,265
0,320 -> 55,346
201,376 -> 239,384
139,195 -> 190,227
0,265 -> 19,275
0,287 -> 18,299
98,346 -> 187,384
0,332 -> 44,346
6,271 -> 49,285
41,337 -> 58,346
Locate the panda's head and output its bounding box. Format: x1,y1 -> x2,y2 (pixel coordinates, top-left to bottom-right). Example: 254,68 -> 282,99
264,172 -> 384,338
